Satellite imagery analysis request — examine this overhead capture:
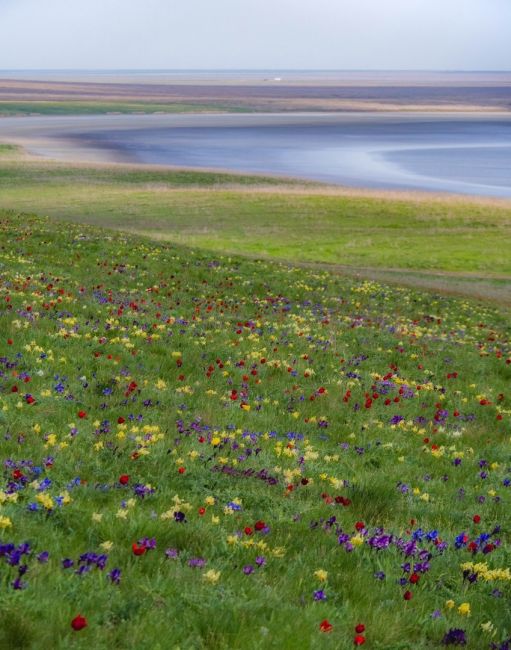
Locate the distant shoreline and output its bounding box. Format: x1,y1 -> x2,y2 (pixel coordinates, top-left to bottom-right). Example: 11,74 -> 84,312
1,71 -> 510,114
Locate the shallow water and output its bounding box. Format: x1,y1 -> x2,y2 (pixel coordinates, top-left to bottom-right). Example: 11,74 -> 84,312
2,113 -> 511,197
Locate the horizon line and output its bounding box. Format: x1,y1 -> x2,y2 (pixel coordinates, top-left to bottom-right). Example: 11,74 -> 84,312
1,68 -> 511,73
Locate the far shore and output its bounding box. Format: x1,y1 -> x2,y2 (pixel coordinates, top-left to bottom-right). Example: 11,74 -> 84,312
1,71 -> 511,113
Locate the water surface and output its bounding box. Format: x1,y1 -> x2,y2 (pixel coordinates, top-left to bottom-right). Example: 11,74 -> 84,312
2,113 -> 511,197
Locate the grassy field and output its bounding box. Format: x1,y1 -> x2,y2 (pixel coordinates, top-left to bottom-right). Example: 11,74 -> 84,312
0,152 -> 510,306
0,207 -> 510,649
0,102 -> 248,116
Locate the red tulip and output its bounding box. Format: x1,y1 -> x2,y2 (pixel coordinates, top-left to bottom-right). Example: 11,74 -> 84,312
132,542 -> 146,556
319,619 -> 333,633
119,474 -> 130,485
71,615 -> 87,631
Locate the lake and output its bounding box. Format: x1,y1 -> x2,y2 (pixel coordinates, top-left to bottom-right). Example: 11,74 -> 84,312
2,112 -> 511,197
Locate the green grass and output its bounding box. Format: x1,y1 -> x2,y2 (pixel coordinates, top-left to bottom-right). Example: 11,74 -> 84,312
0,157 -> 510,304
0,101 -> 249,116
0,143 -> 19,154
0,208 -> 510,649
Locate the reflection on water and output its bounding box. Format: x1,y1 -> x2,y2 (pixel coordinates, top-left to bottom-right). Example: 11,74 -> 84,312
82,117 -> 511,197
2,113 -> 510,197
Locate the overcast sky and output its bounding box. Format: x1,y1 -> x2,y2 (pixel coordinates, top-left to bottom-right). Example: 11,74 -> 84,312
1,0 -> 510,70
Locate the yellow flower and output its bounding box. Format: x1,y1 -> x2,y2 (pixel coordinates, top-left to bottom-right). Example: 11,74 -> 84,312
0,516 -> 12,529
203,569 -> 220,583
91,512 -> 103,522
314,569 -> 328,582
445,600 -> 455,609
36,493 -> 54,509
100,541 -> 114,551
458,603 -> 471,616
60,491 -> 71,505
205,496 -> 215,506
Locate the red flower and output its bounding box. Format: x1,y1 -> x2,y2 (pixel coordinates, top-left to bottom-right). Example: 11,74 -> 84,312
132,542 -> 146,556
355,521 -> 365,531
178,467 -> 185,474
403,590 -> 413,600
254,520 -> 265,531
117,416 -> 125,424
244,527 -> 253,536
78,410 -> 87,419
473,514 -> 481,524
119,474 -> 130,485
7,339 -> 13,345
26,395 -> 35,405
409,573 -> 420,584
198,507 -> 206,516
355,624 -> 365,634
354,635 -> 366,646
71,615 -> 87,631
319,619 -> 333,633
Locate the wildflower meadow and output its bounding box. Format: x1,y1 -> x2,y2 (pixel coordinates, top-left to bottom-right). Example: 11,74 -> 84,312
0,210 -> 510,649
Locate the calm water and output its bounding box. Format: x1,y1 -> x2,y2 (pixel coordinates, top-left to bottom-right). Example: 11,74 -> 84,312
76,115 -> 511,196
2,113 -> 511,196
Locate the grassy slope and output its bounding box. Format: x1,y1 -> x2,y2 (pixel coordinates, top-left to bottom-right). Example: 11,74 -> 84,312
0,210 -> 510,649
1,157 -> 510,290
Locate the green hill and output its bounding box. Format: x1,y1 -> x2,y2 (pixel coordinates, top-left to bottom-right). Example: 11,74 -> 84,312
0,210 -> 510,648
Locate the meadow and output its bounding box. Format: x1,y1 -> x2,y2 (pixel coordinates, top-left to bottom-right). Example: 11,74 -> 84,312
0,148 -> 510,304
0,193 -> 510,649
1,137 -> 511,648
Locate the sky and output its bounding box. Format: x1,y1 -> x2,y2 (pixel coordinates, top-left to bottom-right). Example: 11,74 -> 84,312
0,0 -> 510,70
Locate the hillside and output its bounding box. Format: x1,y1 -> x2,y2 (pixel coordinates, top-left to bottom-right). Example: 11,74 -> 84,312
0,210 -> 510,649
